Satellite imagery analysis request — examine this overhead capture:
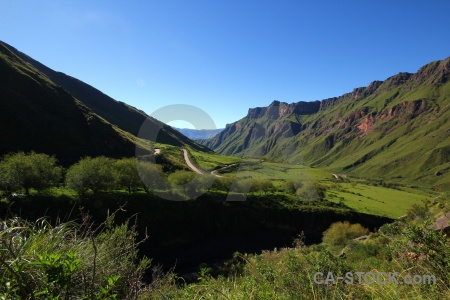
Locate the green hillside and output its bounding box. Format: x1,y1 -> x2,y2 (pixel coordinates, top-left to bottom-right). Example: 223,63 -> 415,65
1,41 -> 209,152
0,42 -> 140,164
202,57 -> 450,188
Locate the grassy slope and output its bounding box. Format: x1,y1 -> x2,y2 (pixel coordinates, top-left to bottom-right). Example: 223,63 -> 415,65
0,43 -> 142,164
1,40 -> 210,153
218,161 -> 432,218
202,57 -> 450,189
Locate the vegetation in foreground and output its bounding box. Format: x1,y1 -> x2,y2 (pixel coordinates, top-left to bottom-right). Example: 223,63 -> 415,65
1,195 -> 448,299
0,209 -> 150,299
144,194 -> 450,299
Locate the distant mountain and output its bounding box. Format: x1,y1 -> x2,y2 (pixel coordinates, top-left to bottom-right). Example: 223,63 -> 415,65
1,41 -> 209,153
175,128 -> 224,140
201,57 -> 450,186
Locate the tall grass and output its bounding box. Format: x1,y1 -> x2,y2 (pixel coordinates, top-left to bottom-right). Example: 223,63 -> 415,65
0,209 -> 150,299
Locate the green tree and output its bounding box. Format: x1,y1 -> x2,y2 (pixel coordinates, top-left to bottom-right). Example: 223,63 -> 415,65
66,156 -> 116,196
283,180 -> 302,194
168,170 -> 195,196
258,178 -> 275,195
212,176 -> 234,192
167,170 -> 195,186
114,158 -> 142,193
296,181 -> 325,201
0,151 -> 62,195
236,178 -> 253,194
137,160 -> 166,193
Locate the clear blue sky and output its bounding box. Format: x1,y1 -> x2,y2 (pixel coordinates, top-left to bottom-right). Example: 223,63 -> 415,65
2,0 -> 450,129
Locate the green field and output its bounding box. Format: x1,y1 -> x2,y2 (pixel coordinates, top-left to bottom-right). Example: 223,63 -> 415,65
204,159 -> 433,218
187,148 -> 245,170
324,182 -> 431,218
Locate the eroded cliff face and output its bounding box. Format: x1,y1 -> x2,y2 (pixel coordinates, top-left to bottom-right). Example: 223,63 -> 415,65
329,99 -> 429,136
247,100 -> 321,119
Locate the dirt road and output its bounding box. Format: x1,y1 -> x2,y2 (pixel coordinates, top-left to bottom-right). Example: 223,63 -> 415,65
182,149 -> 203,175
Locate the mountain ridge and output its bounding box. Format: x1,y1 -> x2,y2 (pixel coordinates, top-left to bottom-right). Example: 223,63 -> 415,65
201,56 -> 450,186
0,40 -> 208,152
0,42 -> 137,164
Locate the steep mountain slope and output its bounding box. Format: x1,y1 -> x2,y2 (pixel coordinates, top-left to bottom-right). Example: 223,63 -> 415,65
1,41 -> 208,152
175,128 -> 224,140
0,42 -> 137,164
202,57 -> 450,185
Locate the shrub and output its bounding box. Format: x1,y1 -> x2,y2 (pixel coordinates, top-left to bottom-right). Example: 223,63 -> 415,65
322,221 -> 369,249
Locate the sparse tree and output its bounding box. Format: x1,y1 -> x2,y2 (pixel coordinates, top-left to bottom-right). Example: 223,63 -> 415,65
66,156 -> 116,196
259,178 -> 275,195
296,181 -> 325,201
114,158 -> 142,193
137,160 -> 166,192
283,180 -> 302,194
168,170 -> 195,186
0,151 -> 62,195
212,176 -> 234,192
236,178 -> 253,194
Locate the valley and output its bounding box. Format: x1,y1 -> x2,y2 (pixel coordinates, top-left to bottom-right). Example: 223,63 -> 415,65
0,39 -> 449,299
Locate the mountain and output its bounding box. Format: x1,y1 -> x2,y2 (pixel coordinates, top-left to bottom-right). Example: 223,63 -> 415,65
1,41 -> 208,153
0,42 -> 138,164
175,128 -> 224,140
202,57 -> 450,186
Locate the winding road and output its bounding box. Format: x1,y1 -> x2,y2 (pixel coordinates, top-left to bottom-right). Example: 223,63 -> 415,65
182,149 -> 203,175
181,149 -> 238,177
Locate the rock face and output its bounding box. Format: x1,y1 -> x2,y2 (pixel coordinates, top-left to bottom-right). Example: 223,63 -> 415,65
201,56 -> 450,181
429,212 -> 450,235
247,100 -> 320,119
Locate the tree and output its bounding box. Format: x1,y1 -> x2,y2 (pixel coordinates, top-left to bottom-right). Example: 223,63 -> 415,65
66,156 -> 116,196
236,178 -> 253,194
0,152 -> 62,195
114,158 -> 142,193
211,176 -> 234,192
167,170 -> 195,186
258,178 -> 275,195
167,170 -> 195,197
137,160 -> 166,193
283,180 -> 302,194
296,181 -> 325,201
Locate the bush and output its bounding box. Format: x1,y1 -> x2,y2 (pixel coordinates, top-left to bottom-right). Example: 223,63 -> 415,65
322,221 -> 369,249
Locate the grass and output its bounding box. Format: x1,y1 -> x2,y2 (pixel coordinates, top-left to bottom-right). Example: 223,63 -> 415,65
192,159 -> 433,218
224,161 -> 330,181
187,147 -> 242,170
324,182 -> 431,218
